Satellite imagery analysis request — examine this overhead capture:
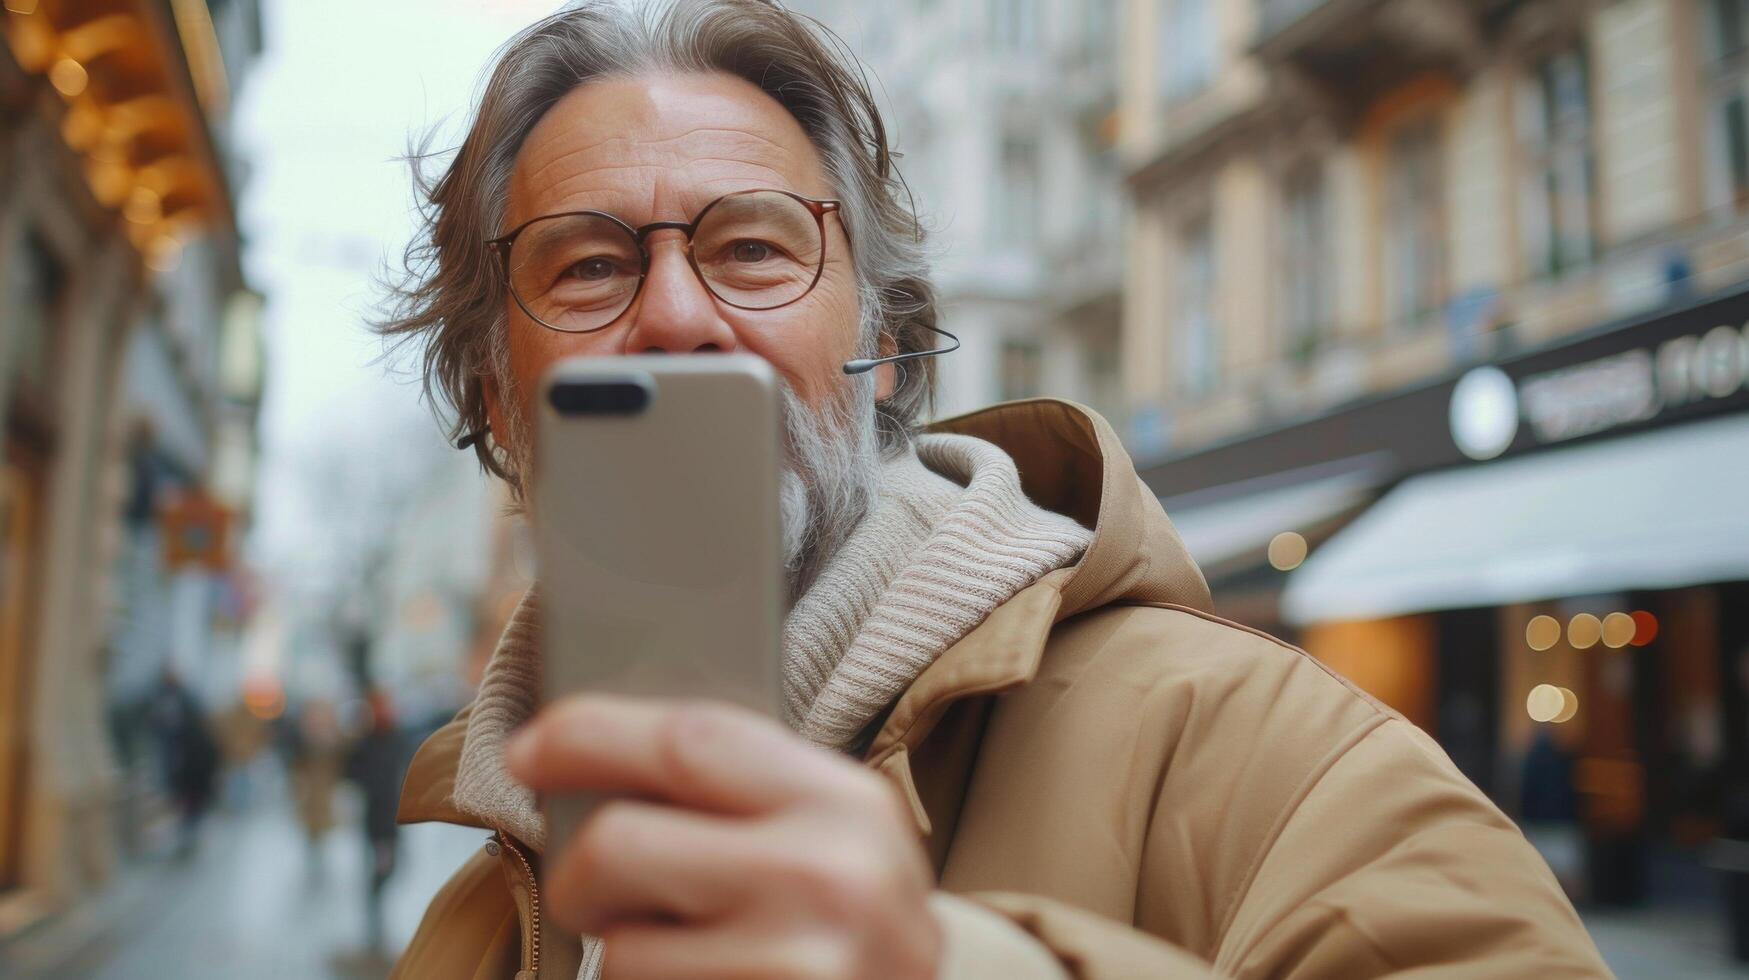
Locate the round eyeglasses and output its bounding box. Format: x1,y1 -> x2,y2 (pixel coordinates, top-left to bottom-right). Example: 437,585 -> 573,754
486,189 -> 842,334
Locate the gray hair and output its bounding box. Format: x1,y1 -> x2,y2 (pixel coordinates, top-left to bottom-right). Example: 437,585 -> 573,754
377,0 -> 939,484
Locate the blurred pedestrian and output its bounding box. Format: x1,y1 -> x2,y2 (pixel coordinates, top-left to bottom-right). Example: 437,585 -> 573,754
345,687 -> 407,956
1519,727 -> 1584,895
288,697 -> 345,879
144,669 -> 220,860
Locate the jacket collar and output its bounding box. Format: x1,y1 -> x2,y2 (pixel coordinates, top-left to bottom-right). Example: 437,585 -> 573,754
861,399 -> 1210,768
398,704 -> 476,828
398,399 -> 1211,832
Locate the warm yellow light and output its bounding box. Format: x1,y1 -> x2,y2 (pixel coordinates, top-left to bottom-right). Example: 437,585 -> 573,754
48,58 -> 88,98
4,1 -> 42,17
1268,531 -> 1308,571
1601,612 -> 1636,649
1527,684 -> 1565,723
1568,613 -> 1602,650
85,160 -> 131,206
1526,615 -> 1561,651
60,102 -> 104,150
90,136 -> 127,163
5,14 -> 54,71
1553,687 -> 1579,723
123,187 -> 161,225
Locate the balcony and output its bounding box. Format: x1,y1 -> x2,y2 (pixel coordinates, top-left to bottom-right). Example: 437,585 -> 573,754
1253,0 -> 1514,106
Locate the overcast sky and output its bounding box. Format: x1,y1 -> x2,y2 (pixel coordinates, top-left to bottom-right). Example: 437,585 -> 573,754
235,0 -> 558,590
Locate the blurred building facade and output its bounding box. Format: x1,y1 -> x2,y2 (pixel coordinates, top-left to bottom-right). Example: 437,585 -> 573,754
796,0 -> 1127,421
1121,0 -> 1749,923
0,0 -> 261,929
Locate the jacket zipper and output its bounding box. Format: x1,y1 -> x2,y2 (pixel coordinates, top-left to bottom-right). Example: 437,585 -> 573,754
492,832 -> 542,976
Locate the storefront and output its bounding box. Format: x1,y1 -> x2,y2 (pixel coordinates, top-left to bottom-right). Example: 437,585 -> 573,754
1144,282 -> 1749,911
0,0 -> 253,923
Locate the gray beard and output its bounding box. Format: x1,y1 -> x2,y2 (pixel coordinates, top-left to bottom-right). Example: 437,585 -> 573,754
496,371 -> 883,602
777,377 -> 882,602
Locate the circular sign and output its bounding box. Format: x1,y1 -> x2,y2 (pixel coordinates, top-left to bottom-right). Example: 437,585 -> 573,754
1449,366 -> 1520,461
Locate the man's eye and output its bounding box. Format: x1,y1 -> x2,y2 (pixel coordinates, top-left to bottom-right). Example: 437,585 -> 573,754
730,241 -> 773,263
565,257 -> 618,281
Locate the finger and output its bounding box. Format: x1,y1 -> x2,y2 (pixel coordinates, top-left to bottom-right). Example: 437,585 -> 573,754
601,921 -> 853,980
546,799 -> 764,935
507,694 -> 865,814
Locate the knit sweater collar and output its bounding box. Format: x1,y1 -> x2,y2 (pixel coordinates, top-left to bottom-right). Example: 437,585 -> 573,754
784,433 -> 1092,748
451,432 -> 1092,852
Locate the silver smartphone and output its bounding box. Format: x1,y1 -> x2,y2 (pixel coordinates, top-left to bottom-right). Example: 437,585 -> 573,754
534,353 -> 783,840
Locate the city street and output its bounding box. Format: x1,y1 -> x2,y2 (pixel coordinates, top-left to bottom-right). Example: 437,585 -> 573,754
0,767 -> 482,980
7,0 -> 1749,975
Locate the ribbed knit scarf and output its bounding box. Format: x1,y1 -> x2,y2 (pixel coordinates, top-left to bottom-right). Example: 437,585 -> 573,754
451,432 -> 1092,979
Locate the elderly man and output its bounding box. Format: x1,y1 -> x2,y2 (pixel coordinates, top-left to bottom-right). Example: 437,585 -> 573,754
383,2 -> 1610,978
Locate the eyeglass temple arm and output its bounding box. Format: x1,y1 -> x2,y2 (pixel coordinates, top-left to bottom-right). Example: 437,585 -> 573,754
842,323 -> 960,375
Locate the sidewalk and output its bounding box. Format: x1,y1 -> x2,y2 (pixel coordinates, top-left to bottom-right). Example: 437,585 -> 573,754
1586,904 -> 1749,979
0,772 -> 482,980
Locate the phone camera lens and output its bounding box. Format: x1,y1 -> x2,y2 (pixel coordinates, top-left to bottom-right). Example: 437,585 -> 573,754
549,379 -> 652,416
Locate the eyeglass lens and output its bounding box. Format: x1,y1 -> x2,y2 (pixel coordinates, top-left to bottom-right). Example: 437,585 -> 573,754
505,190 -> 825,333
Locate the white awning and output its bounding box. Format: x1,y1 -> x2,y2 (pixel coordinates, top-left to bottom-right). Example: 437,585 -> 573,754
1282,412 -> 1749,625
1164,465 -> 1378,577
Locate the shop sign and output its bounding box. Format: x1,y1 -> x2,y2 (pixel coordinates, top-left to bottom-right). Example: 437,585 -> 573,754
1452,321 -> 1749,457
160,490 -> 231,570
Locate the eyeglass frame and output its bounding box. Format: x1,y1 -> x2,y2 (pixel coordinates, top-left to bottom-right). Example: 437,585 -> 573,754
484,188 -> 844,334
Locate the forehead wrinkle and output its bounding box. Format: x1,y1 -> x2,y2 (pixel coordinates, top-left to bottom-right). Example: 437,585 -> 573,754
522,160 -> 811,225
520,124 -> 812,192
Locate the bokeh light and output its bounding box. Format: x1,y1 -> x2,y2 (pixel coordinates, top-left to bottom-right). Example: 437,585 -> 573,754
1601,612 -> 1635,649
1526,684 -> 1565,722
1568,613 -> 1602,650
124,186 -> 163,225
1630,610 -> 1659,647
1267,531 -> 1308,571
48,57 -> 87,97
1553,687 -> 1579,723
1526,614 -> 1561,651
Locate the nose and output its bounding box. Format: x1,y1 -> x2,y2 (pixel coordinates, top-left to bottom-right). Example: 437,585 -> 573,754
620,232 -> 738,355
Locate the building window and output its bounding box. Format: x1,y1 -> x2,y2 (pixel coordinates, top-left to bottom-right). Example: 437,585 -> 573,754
1280,162 -> 1332,361
1176,217 -> 1219,396
1704,0 -> 1749,211
992,132 -> 1040,246
1520,46 -> 1596,276
999,338 -> 1044,400
1160,0 -> 1217,100
1384,118 -> 1447,325
991,0 -> 1039,51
